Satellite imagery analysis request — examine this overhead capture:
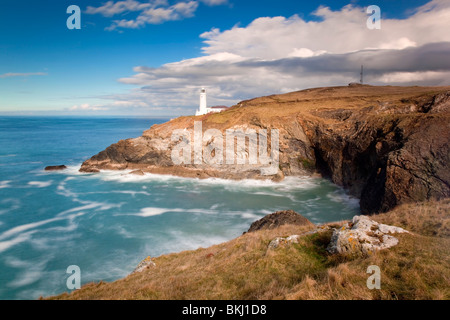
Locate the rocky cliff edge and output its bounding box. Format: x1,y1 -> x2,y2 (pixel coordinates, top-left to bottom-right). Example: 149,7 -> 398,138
80,85 -> 450,213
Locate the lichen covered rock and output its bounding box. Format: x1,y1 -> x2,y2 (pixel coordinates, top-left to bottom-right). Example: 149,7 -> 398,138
132,256 -> 156,274
327,215 -> 409,255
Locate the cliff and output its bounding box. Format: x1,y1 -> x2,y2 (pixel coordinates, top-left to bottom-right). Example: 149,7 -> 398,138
80,85 -> 450,213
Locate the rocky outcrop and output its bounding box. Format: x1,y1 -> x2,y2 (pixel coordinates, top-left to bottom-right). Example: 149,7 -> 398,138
247,210 -> 313,233
268,235 -> 302,249
132,256 -> 156,274
45,165 -> 67,171
301,90 -> 450,213
80,85 -> 450,213
327,215 -> 409,255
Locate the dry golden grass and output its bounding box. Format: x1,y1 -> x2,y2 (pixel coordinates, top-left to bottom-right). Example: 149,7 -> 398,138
149,85 -> 450,134
47,200 -> 450,300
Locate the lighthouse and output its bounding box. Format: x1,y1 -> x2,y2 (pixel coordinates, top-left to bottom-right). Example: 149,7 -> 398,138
196,88 -> 207,116
195,87 -> 228,116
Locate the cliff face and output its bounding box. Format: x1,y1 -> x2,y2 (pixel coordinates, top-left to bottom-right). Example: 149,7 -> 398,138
80,85 -> 450,213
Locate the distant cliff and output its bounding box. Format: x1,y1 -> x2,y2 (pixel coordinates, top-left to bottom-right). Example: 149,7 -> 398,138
80,85 -> 450,214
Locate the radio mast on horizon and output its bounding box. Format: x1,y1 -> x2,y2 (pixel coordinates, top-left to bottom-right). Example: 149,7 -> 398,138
360,65 -> 364,84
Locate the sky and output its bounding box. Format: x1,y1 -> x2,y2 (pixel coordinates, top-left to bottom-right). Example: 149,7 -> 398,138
0,0 -> 450,116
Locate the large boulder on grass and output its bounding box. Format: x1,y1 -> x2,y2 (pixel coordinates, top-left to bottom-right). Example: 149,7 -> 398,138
327,215 -> 409,255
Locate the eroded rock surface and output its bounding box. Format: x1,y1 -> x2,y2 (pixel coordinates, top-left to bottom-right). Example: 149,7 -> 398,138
327,215 -> 409,255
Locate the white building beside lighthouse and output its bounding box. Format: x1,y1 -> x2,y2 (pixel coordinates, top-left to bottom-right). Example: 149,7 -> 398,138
195,87 -> 228,116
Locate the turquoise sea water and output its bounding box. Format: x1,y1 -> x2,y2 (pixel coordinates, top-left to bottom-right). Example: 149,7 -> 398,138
0,117 -> 360,299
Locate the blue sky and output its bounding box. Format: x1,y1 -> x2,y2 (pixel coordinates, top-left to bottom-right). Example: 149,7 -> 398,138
1,0 -> 449,116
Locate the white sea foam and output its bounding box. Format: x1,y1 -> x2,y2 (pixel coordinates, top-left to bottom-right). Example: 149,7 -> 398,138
0,180 -> 12,189
28,180 -> 53,188
56,178 -> 79,200
327,190 -> 360,208
85,167 -> 320,191
56,202 -> 114,217
152,231 -> 233,255
131,206 -> 268,222
8,270 -> 43,288
114,226 -> 135,239
0,231 -> 36,254
253,191 -> 284,197
239,211 -> 262,220
210,203 -> 224,210
0,217 -> 61,241
132,207 -> 212,218
134,207 -> 182,217
36,164 -> 84,176
4,256 -> 30,268
98,170 -> 194,184
30,234 -> 76,251
5,256 -> 49,288
0,198 -> 21,215
84,190 -> 151,197
0,199 -> 116,248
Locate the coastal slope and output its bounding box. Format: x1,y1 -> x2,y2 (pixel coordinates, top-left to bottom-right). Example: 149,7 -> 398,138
80,85 -> 450,213
48,199 -> 450,300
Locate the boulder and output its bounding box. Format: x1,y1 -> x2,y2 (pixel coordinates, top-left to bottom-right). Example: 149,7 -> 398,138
327,215 -> 409,255
247,210 -> 313,233
44,165 -> 67,171
268,235 -> 301,249
129,170 -> 145,176
132,256 -> 156,274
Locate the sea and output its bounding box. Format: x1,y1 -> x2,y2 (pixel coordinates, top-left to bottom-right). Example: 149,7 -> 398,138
0,116 -> 360,299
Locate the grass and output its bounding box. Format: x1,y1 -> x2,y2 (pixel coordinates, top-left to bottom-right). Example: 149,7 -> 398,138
46,199 -> 449,300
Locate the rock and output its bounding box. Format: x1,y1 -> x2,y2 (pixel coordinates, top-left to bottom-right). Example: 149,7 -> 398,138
132,256 -> 156,274
327,215 -> 409,255
247,210 -> 313,233
45,165 -> 67,171
268,235 -> 301,249
268,229 -> 322,249
129,170 -> 145,176
304,90 -> 450,214
81,167 -> 100,173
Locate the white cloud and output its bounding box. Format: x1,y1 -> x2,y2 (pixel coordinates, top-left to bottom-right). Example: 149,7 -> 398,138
96,0 -> 450,115
69,104 -> 109,111
200,0 -> 228,6
85,0 -> 163,17
200,1 -> 450,59
87,0 -> 200,30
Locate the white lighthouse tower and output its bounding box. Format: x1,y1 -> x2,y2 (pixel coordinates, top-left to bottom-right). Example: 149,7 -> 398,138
196,88 -> 208,116
195,87 -> 228,116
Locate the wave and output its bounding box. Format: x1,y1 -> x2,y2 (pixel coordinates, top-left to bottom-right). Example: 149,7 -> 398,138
58,164 -> 319,189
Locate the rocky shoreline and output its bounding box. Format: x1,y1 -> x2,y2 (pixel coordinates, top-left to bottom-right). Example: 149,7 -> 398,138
80,85 -> 450,214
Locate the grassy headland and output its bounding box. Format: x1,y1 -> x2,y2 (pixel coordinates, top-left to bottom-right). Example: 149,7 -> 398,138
48,199 -> 449,300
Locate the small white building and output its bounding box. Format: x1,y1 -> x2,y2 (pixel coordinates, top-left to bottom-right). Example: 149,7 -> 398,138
195,88 -> 228,116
